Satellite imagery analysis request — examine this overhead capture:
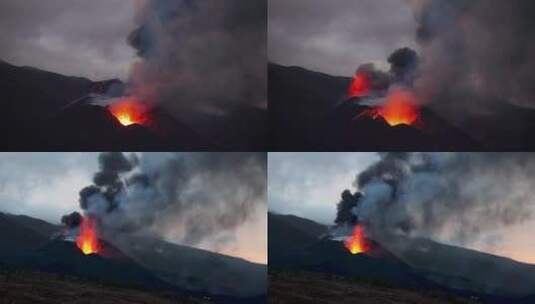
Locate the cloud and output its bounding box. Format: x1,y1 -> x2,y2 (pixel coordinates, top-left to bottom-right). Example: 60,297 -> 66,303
0,0 -> 136,80
268,0 -> 418,76
0,153 -> 98,223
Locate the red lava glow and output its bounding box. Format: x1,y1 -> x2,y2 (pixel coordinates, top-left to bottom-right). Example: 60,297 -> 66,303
76,217 -> 100,255
344,225 -> 371,255
359,88 -> 420,126
348,72 -> 371,98
109,98 -> 149,126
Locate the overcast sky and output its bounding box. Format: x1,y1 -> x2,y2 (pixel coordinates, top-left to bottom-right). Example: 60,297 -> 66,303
0,0 -> 418,79
268,0 -> 418,76
0,153 -> 98,222
268,153 -> 378,225
0,0 -> 136,80
0,153 -> 267,264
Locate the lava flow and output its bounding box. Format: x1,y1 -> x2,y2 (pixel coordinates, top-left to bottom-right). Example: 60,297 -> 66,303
348,72 -> 371,98
344,225 -> 370,255
76,216 -> 100,255
358,88 -> 420,127
109,98 -> 149,126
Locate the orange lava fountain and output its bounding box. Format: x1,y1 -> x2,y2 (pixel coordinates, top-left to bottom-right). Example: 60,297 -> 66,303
358,88 -> 420,127
344,225 -> 370,255
348,72 -> 371,98
76,217 -> 100,255
109,98 -> 149,126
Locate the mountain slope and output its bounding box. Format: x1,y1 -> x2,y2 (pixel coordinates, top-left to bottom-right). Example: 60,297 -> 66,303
386,237 -> 535,298
0,59 -> 266,150
110,235 -> 267,298
0,213 -> 266,301
268,212 -> 327,263
269,63 -> 349,150
44,102 -> 208,150
0,213 -> 61,238
269,62 -> 535,150
0,213 -> 49,254
0,59 -> 207,150
269,213 -> 535,303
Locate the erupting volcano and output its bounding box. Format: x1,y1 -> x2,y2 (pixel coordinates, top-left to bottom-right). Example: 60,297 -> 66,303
358,88 -> 420,127
348,72 -> 371,98
109,98 -> 149,127
76,216 -> 100,255
344,225 -> 370,255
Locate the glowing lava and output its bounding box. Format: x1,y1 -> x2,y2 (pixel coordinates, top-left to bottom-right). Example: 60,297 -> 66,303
344,225 -> 370,255
109,98 -> 148,126
76,217 -> 100,255
359,88 -> 420,127
348,72 -> 371,97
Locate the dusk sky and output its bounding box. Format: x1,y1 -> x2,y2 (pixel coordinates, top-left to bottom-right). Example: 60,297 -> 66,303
0,0 -> 136,80
0,152 -> 267,264
268,0 -> 418,76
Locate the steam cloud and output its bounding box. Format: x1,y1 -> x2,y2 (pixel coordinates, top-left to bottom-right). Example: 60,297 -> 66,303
63,152 -> 266,250
406,0 -> 535,116
336,153 -> 535,247
126,0 -> 267,121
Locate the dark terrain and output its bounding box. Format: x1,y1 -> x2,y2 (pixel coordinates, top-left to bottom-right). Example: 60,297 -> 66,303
269,270 -> 477,304
0,60 -> 267,150
269,63 -> 535,151
0,212 -> 266,303
0,271 -> 209,304
268,212 -> 535,304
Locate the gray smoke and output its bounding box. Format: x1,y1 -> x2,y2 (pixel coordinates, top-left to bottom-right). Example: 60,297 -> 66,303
339,153 -> 535,247
63,152 -> 266,250
351,47 -> 419,94
407,0 -> 535,116
126,0 -> 267,122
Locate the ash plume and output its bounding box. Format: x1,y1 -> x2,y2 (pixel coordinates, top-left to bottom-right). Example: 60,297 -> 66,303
351,47 -> 419,93
406,0 -> 535,116
126,0 -> 267,121
61,211 -> 82,229
337,153 -> 535,248
388,47 -> 419,86
334,190 -> 361,226
63,152 -> 266,251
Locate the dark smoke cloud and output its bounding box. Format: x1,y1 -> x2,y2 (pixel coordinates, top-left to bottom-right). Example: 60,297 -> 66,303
388,48 -> 419,86
408,0 -> 535,115
80,152 -> 137,211
61,211 -> 82,229
334,190 -> 361,226
126,0 -> 267,122
337,153 -> 535,247
65,152 -> 266,251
